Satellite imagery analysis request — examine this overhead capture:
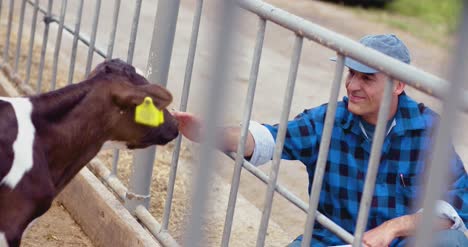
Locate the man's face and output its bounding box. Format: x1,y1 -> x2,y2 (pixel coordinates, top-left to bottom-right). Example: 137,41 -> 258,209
345,69 -> 389,124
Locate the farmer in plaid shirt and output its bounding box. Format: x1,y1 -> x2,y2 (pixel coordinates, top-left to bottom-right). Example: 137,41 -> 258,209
174,34 -> 468,246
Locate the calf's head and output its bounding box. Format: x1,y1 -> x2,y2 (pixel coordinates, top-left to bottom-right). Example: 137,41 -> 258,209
88,59 -> 179,149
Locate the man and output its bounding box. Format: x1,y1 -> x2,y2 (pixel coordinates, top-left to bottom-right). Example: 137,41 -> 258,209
174,34 -> 468,246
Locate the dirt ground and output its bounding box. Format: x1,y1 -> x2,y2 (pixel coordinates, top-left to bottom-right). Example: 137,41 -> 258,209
21,202 -> 93,247
1,0 -> 464,246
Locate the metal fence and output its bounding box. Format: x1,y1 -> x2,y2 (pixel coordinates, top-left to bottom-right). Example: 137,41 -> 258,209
0,0 -> 466,246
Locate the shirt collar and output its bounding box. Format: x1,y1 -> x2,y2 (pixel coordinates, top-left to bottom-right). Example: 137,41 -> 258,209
340,92 -> 426,136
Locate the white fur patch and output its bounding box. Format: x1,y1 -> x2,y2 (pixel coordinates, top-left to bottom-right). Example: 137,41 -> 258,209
0,232 -> 8,247
101,141 -> 128,151
0,97 -> 35,189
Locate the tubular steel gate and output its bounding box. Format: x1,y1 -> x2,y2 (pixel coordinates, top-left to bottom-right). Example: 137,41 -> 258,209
0,0 -> 467,246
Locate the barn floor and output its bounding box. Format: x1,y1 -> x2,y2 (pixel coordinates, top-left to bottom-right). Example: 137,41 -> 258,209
21,201 -> 94,247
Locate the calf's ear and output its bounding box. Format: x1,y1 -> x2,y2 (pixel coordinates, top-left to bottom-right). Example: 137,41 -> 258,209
139,84 -> 173,109
112,83 -> 173,110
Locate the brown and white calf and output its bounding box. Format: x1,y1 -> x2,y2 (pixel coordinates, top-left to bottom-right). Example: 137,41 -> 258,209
0,59 -> 179,247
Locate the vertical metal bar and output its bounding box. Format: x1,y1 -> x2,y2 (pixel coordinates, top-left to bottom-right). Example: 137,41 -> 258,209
108,0 -> 122,176
110,150 -> 119,177
161,0 -> 204,231
25,0 -> 39,84
125,0 -> 180,212
183,1 -> 239,246
221,17 -> 266,247
13,0 -> 27,72
50,0 -> 67,90
256,34 -> 303,247
413,2 -> 468,246
36,0 -> 53,93
67,0 -> 84,85
352,77 -> 393,246
103,0 -> 135,174
126,0 -> 142,64
84,0 -> 101,77
0,1 -> 2,27
2,0 -> 14,64
106,0 -> 121,59
301,53 -> 345,247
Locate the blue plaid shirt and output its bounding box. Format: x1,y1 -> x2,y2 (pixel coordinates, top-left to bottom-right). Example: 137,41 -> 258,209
263,93 -> 468,246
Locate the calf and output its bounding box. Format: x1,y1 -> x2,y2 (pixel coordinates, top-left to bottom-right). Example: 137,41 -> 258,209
0,59 -> 179,247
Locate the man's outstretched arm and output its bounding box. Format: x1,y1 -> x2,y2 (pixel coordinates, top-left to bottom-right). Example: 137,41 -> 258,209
172,111 -> 255,157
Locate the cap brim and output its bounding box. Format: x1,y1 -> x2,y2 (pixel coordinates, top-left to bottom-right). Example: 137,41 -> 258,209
330,57 -> 378,74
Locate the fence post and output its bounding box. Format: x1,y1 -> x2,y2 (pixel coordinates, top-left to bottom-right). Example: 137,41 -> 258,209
124,0 -> 181,212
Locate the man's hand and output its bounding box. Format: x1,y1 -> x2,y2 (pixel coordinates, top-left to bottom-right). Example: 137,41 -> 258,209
362,213 -> 454,247
362,221 -> 396,247
172,111 -> 203,142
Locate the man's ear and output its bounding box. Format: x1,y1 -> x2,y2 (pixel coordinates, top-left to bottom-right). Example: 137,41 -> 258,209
393,80 -> 405,95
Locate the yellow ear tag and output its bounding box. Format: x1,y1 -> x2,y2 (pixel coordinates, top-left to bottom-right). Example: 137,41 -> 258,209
135,97 -> 165,127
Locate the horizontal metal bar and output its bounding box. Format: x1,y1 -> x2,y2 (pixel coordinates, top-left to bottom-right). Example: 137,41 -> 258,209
88,159 -> 127,201
238,0 -> 468,112
25,0 -> 106,58
87,160 -> 180,246
135,206 -> 180,247
225,152 -> 354,244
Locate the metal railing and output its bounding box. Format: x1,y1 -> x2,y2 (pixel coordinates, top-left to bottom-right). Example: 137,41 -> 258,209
0,0 -> 466,246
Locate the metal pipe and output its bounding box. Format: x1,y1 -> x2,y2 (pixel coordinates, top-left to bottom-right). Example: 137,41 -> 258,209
25,0 -> 39,84
87,160 -> 180,246
126,0 -> 181,212
36,0 -> 53,93
161,0 -> 204,231
67,0 -> 84,85
135,206 -> 180,247
302,54 -> 345,247
0,1 -> 2,29
183,1 -> 239,246
14,0 -> 27,72
126,0 -> 142,64
88,159 -> 127,201
84,0 -> 101,77
237,0 -> 468,112
22,2 -> 108,60
413,1 -> 468,246
106,0 -> 121,59
3,0 -> 14,64
221,17 -> 266,247
352,77 -> 394,246
109,0 -> 122,176
50,0 -> 67,90
257,35 -> 303,247
225,152 -> 354,243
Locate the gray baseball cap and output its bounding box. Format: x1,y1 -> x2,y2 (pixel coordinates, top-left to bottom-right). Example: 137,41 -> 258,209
332,34 -> 411,74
